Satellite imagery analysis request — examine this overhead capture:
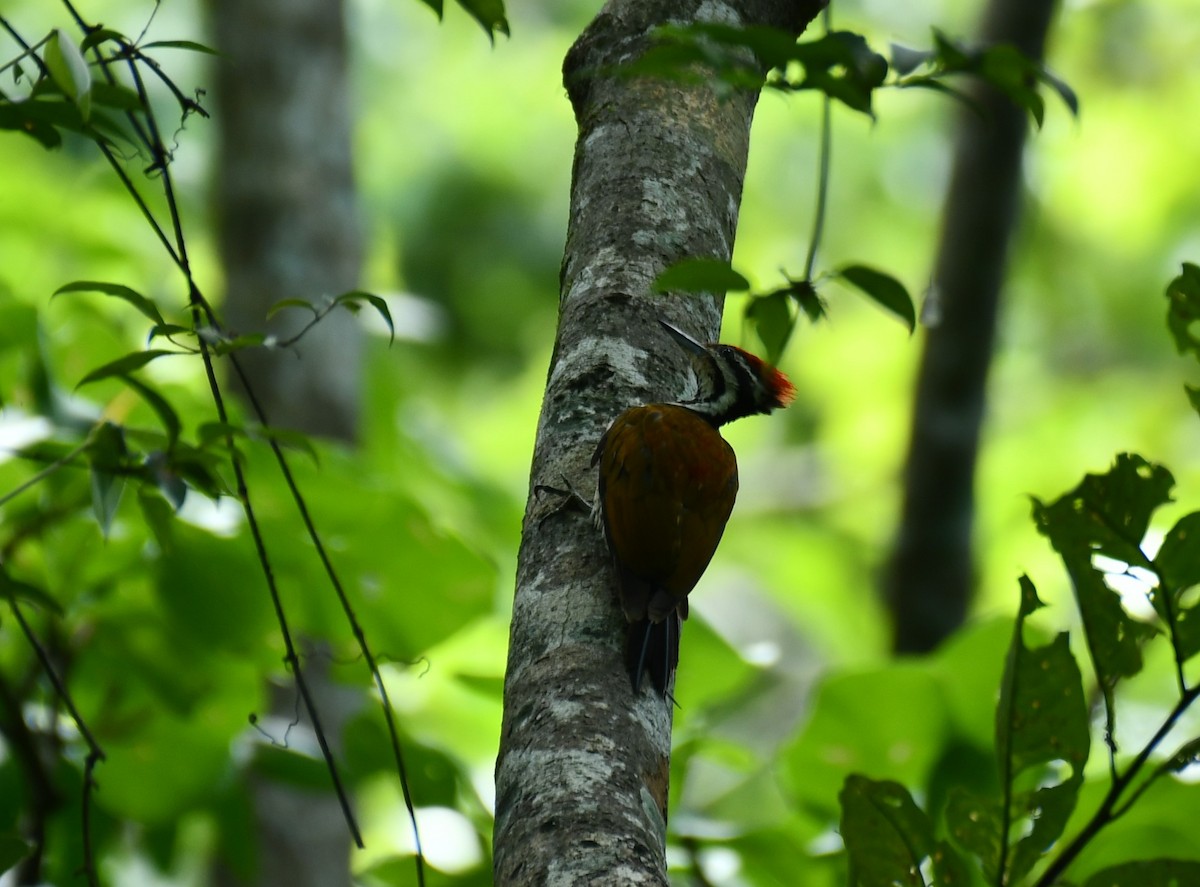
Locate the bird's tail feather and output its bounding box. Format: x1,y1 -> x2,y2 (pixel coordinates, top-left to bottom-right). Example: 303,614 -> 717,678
627,614 -> 681,695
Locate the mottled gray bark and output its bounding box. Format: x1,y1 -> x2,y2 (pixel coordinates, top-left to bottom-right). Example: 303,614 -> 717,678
210,0 -> 364,442
494,1 -> 823,883
885,0 -> 1059,653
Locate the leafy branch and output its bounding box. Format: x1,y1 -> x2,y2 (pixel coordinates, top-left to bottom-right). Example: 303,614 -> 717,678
1,5 -> 424,881
835,267 -> 1200,886
641,19 -> 1078,364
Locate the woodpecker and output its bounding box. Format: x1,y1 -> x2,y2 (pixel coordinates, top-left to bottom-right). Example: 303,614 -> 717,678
592,320 -> 794,694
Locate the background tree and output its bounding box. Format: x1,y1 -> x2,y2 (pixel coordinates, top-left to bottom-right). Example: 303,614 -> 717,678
884,0 -> 1060,653
206,0 -> 364,883
209,0 -> 365,442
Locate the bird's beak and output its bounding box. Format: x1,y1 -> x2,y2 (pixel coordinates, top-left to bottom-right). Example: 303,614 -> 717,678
658,320 -> 709,357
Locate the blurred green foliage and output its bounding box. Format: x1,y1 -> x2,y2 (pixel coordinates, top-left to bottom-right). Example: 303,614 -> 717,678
2,0 -> 1200,884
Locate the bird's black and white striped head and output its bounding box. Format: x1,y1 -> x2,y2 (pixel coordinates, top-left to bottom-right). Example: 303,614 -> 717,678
659,320 -> 795,426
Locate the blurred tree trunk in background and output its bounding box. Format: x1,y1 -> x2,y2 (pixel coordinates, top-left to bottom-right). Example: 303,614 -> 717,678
884,0 -> 1059,653
210,0 -> 364,443
206,0 -> 362,884
494,1 -> 822,883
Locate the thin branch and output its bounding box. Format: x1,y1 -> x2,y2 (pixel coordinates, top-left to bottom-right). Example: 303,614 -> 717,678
8,600 -> 105,887
801,5 -> 832,283
62,7 -> 366,847
0,438 -> 92,509
1034,682 -> 1200,886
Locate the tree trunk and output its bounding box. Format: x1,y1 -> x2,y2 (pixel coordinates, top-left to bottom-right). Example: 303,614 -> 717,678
494,1 -> 822,883
206,0 -> 363,884
884,0 -> 1059,654
210,0 -> 364,443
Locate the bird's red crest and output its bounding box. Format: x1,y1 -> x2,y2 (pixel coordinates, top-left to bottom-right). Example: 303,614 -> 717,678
735,349 -> 795,408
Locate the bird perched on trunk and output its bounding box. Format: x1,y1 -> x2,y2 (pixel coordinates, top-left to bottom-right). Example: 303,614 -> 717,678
592,320 -> 794,695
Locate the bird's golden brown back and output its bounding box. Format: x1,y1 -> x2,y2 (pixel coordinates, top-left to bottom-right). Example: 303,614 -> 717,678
595,404 -> 738,623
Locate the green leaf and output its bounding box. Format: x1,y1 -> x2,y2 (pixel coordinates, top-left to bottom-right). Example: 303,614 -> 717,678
79,28 -> 126,52
785,31 -> 889,116
0,566 -> 64,616
898,76 -> 987,118
116,374 -> 182,448
0,300 -> 38,349
840,776 -> 931,886
75,349 -> 179,387
147,323 -> 195,343
1038,67 -> 1079,117
89,421 -> 128,538
1083,859 -> 1200,887
166,443 -> 230,499
54,280 -> 167,326
139,39 -> 222,56
138,483 -> 178,545
979,44 -> 1045,128
784,278 -> 829,324
250,425 -> 319,464
417,0 -> 444,19
250,745 -> 331,791
156,523 -> 272,651
744,291 -> 794,365
0,102 -> 64,148
265,297 -> 319,320
1166,262 -> 1200,360
1163,735 -> 1200,776
655,23 -> 802,71
891,43 -> 934,76
334,291 -> 395,345
996,577 -> 1090,883
945,788 -> 1004,881
1152,511 -> 1200,660
456,0 -> 509,41
208,332 -> 267,355
652,258 -> 751,294
89,81 -> 143,112
837,265 -> 916,332
931,29 -> 970,70
0,832 -> 33,875
196,421 -> 317,463
782,664 -> 950,812
1186,384 -> 1200,417
1033,454 -> 1168,692
840,776 -> 969,887
44,29 -> 91,120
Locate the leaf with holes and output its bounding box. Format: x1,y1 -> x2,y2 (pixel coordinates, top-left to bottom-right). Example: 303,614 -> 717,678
1153,511 -> 1200,660
840,776 -> 970,887
1032,454 -> 1168,694
944,787 -> 1003,882
1167,262 -> 1200,360
996,576 -> 1090,883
